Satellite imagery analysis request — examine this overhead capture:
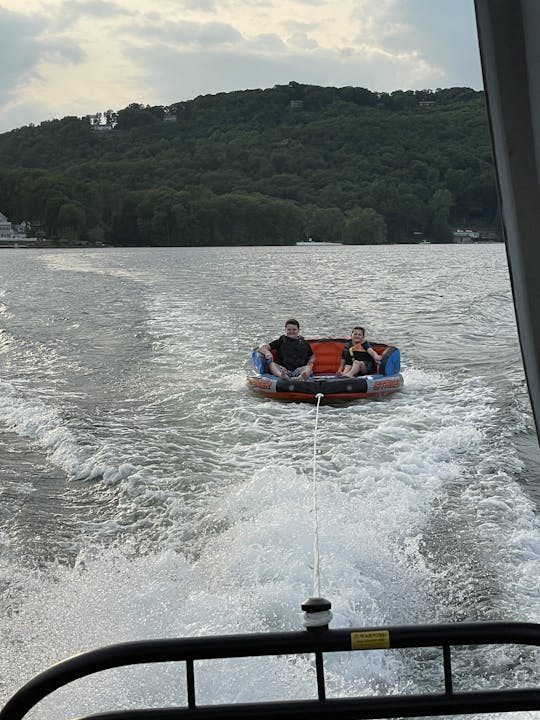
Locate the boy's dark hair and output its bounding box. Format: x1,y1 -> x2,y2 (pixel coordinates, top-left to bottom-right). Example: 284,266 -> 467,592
352,326 -> 365,334
285,318 -> 300,328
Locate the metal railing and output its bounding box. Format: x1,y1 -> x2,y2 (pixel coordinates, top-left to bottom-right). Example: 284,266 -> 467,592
1,621 -> 539,720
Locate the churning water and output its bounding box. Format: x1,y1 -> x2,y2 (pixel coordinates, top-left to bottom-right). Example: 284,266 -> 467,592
0,244 -> 539,718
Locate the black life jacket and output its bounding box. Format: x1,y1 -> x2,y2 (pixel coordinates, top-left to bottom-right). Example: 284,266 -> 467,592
348,341 -> 371,362
278,336 -> 312,370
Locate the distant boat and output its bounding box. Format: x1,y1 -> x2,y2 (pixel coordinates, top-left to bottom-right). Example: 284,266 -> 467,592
296,240 -> 343,246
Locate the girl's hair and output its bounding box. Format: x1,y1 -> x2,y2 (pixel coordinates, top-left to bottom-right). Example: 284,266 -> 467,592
352,326 -> 365,334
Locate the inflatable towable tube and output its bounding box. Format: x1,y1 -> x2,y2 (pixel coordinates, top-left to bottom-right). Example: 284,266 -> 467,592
246,338 -> 404,402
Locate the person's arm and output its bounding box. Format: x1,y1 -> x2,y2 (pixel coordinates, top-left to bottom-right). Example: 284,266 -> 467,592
338,345 -> 349,371
259,343 -> 273,360
260,337 -> 281,362
366,342 -> 381,363
304,342 -> 315,371
339,348 -> 348,370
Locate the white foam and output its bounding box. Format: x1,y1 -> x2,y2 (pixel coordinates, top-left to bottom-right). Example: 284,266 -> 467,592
40,253 -> 156,284
0,380 -> 138,485
1,260 -> 540,718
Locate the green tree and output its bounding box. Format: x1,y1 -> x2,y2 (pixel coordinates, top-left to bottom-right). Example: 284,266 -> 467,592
429,188 -> 454,243
58,202 -> 86,240
0,83 -> 498,247
305,206 -> 345,243
343,208 -> 387,244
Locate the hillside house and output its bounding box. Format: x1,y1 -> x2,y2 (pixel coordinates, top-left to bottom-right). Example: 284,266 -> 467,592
453,229 -> 480,243
0,212 -> 15,238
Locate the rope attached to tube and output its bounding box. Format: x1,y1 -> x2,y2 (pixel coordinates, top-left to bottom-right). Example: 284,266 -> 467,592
302,392 -> 332,630
311,392 -> 324,598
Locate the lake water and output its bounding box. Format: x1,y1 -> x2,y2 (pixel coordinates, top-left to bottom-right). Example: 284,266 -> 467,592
0,244 -> 539,718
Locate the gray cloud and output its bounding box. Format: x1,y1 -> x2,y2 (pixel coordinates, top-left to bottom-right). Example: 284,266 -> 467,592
122,18 -> 244,47
283,21 -> 318,33
0,0 -> 483,133
0,7 -> 85,106
352,0 -> 482,89
43,38 -> 86,64
253,34 -> 287,51
178,0 -> 218,10
124,41 -> 460,107
287,32 -> 319,50
0,99 -> 58,133
56,0 -> 133,28
403,0 -> 482,88
0,9 -> 45,103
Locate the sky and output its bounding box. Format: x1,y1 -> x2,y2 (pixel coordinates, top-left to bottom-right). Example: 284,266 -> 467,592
0,0 -> 483,134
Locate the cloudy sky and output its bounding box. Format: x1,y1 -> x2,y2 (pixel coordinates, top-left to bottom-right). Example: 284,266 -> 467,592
0,0 -> 482,133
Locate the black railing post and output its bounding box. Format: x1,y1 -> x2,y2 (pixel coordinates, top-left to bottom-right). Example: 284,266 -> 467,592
443,644 -> 454,694
314,651 -> 326,700
186,658 -> 196,708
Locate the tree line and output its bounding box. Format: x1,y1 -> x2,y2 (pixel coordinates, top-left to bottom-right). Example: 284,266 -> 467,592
0,83 -> 498,246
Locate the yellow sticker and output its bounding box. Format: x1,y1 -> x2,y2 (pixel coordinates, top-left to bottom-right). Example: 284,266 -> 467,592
350,630 -> 390,650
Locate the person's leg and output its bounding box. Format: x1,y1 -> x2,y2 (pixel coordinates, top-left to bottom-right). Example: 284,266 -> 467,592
347,360 -> 364,376
269,361 -> 289,379
341,361 -> 360,377
289,366 -> 312,381
298,364 -> 313,381
355,359 -> 377,375
365,359 -> 376,375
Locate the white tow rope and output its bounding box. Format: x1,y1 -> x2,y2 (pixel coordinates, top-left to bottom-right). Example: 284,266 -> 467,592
311,393 -> 324,598
302,392 -> 333,630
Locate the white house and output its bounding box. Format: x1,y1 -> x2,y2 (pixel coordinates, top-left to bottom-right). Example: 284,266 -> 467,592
453,229 -> 480,243
0,212 -> 15,239
0,213 -> 39,245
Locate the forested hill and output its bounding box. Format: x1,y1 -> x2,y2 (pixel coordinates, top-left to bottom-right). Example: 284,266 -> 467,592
0,83 -> 497,246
